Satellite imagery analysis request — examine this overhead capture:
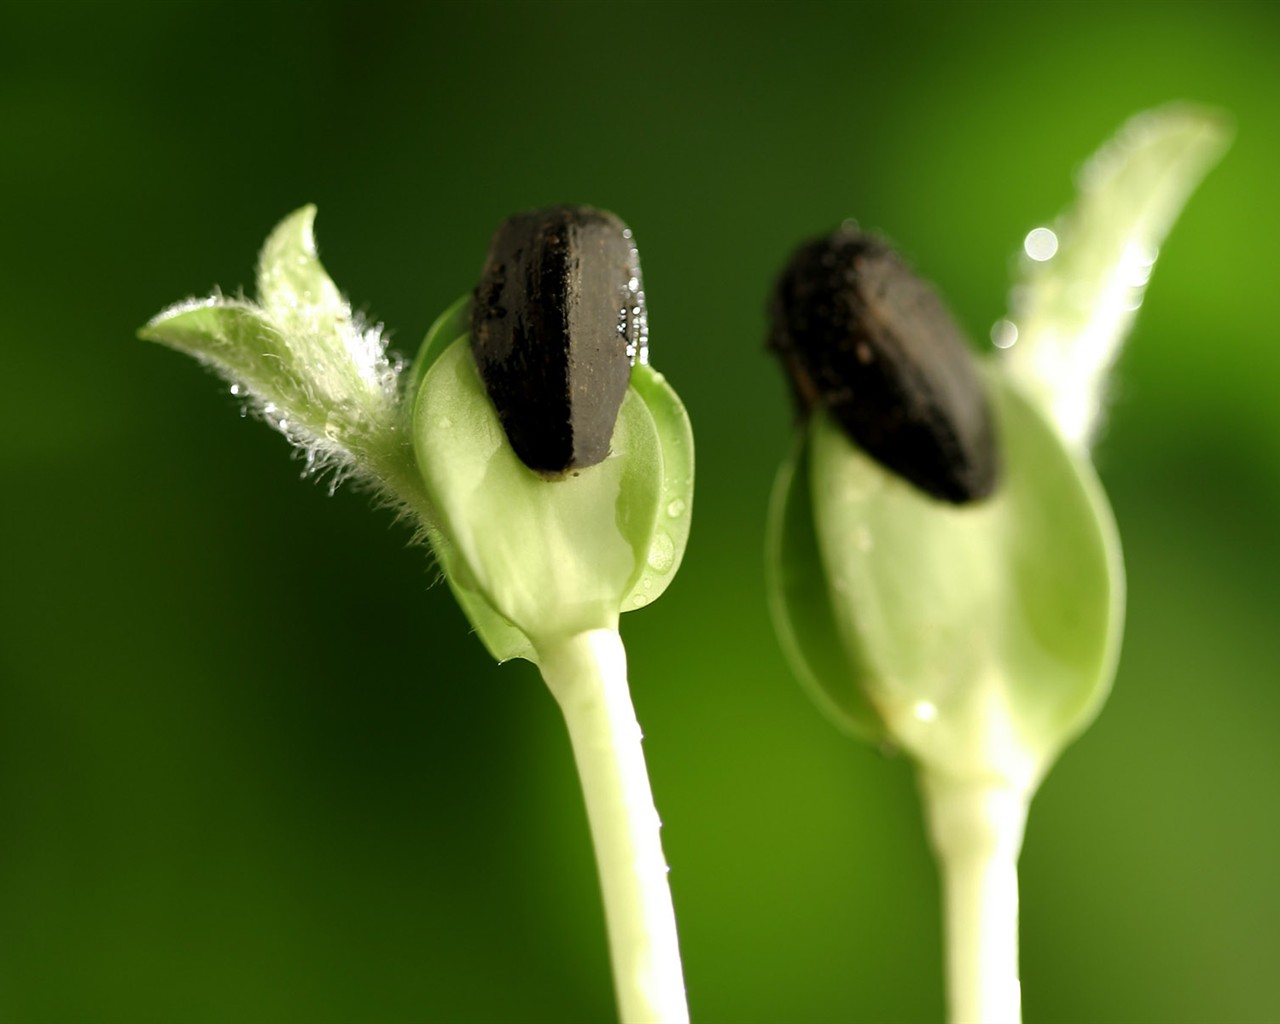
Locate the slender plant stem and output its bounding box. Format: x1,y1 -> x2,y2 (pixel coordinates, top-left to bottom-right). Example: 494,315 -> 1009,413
920,773 -> 1029,1024
537,628 -> 689,1024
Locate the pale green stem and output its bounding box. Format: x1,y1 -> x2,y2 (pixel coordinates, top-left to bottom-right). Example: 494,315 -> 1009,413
920,773 -> 1029,1024
537,629 -> 689,1024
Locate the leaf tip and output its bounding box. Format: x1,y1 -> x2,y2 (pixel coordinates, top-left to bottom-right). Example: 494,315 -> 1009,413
137,295 -> 218,343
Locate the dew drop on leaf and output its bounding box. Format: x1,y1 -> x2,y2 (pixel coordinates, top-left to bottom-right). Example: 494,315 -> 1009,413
646,530 -> 676,574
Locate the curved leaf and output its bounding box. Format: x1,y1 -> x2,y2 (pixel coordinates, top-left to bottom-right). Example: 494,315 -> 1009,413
140,207 -> 407,486
1001,105 -> 1230,449
621,364 -> 695,612
809,372 -> 1123,790
766,433 -> 886,745
428,528 -> 536,665
256,204 -> 347,333
408,293 -> 471,399
414,337 -> 664,644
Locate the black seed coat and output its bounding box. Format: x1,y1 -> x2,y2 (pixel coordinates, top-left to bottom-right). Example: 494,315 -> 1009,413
471,205 -> 645,476
768,227 -> 999,503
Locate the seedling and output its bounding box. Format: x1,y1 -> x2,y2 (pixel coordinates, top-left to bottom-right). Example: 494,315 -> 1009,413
765,105 -> 1228,1023
141,205 -> 694,1024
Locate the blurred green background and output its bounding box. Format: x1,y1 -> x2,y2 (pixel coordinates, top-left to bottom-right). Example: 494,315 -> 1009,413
2,1 -> 1278,1021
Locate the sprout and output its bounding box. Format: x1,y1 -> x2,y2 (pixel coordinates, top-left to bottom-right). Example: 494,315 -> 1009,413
765,105 -> 1229,1024
141,204 -> 694,1024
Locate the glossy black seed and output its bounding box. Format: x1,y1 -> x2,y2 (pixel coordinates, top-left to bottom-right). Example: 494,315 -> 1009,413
470,205 -> 646,476
768,226 -> 999,504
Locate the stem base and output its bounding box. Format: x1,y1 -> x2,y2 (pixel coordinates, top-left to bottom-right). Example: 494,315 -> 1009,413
921,773 -> 1029,1024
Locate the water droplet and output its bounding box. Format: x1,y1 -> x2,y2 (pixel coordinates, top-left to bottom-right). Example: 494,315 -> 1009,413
665,498 -> 687,519
642,577 -> 653,590
632,593 -> 649,607
229,383 -> 243,396
1023,226 -> 1059,262
990,319 -> 1018,350
646,531 -> 676,574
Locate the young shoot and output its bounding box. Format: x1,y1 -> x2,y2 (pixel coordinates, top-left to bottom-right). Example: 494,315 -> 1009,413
141,204 -> 694,1024
764,104 -> 1228,1024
